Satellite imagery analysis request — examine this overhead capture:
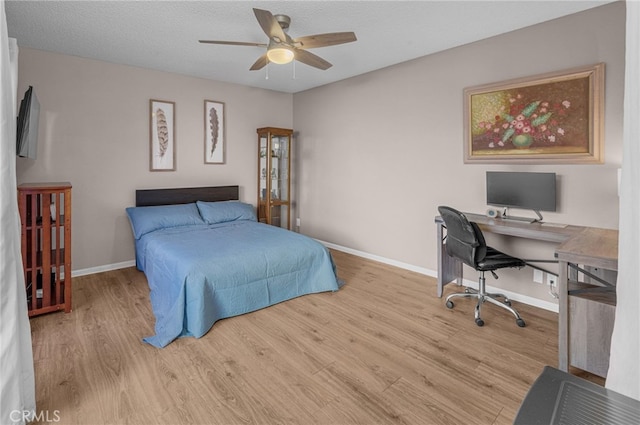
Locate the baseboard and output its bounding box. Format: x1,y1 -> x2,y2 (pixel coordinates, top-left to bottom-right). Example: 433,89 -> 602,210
317,239 -> 559,313
319,240 -> 438,278
72,260 -> 136,277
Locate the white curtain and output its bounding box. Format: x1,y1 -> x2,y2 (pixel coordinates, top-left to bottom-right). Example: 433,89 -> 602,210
606,0 -> 640,401
0,2 -> 36,424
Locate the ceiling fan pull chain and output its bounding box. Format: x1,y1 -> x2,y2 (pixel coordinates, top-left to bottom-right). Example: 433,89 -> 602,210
265,62 -> 269,80
293,60 -> 296,80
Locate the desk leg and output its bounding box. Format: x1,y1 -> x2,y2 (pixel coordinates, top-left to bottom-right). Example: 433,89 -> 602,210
558,260 -> 569,371
436,221 -> 463,297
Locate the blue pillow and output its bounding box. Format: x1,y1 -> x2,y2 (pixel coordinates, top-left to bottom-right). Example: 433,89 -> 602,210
126,203 -> 205,239
196,201 -> 256,225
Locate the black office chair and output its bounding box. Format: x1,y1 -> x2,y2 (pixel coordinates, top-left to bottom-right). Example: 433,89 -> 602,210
438,206 -> 526,327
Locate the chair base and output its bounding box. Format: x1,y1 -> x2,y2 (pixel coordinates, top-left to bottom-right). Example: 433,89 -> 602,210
445,273 -> 526,327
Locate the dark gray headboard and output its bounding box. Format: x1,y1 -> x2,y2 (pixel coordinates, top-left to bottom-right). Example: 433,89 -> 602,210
135,185 -> 239,207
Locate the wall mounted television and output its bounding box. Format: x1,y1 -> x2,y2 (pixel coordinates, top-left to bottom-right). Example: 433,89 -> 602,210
486,171 -> 556,222
16,85 -> 40,159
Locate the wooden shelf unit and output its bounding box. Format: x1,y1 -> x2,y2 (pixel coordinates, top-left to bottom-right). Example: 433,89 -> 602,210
567,280 -> 616,378
18,182 -> 72,317
556,227 -> 618,378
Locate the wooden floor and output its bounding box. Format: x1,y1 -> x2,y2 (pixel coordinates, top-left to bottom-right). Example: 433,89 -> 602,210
30,250 -> 592,424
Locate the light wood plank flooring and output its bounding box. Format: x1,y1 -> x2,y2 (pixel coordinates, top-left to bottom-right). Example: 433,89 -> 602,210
29,250 -> 594,424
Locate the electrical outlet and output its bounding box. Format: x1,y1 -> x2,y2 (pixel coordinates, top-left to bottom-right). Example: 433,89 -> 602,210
296,218 -> 301,227
547,274 -> 557,287
533,269 -> 544,283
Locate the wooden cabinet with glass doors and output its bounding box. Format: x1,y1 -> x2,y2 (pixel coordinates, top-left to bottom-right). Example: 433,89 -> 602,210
257,127 -> 292,229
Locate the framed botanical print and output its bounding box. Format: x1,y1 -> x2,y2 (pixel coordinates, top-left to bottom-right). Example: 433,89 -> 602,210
204,100 -> 225,164
149,99 -> 176,171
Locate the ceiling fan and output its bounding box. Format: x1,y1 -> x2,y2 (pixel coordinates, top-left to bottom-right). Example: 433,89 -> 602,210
199,8 -> 357,71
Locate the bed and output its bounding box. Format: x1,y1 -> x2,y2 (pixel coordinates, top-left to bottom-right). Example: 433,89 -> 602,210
126,186 -> 341,348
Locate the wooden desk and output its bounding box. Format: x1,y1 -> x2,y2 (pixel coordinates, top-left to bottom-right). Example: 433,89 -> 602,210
556,227 -> 618,377
435,213 -> 584,297
435,213 -> 618,377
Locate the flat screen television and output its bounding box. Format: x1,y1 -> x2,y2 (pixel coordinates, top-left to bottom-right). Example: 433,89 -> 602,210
486,171 -> 556,222
16,86 -> 40,159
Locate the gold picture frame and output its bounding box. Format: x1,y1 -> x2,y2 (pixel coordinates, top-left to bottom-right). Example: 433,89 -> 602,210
149,99 -> 176,171
464,63 -> 604,164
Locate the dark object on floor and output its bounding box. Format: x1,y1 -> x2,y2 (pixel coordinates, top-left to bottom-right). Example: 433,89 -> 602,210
514,366 -> 640,424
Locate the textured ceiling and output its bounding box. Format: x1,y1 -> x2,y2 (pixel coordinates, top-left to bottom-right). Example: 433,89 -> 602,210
5,1 -> 615,93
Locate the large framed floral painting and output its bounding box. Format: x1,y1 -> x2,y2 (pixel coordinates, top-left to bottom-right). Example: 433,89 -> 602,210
464,63 -> 604,163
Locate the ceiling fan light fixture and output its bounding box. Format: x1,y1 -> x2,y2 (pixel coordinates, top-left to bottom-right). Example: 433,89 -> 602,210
200,8 -> 355,71
267,46 -> 294,64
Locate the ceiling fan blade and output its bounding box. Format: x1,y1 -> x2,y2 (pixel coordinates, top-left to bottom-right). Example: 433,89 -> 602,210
294,32 -> 357,49
250,53 -> 269,71
199,40 -> 267,47
253,8 -> 287,43
294,49 -> 332,70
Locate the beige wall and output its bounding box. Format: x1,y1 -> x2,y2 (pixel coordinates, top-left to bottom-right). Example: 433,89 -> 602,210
16,49 -> 293,271
15,2 -> 625,306
292,2 -> 625,304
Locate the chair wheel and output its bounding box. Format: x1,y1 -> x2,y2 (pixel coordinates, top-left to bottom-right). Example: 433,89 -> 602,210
475,318 -> 484,327
445,300 -> 454,309
516,319 -> 526,327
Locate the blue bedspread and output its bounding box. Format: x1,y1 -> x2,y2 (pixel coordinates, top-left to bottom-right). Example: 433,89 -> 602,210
135,221 -> 341,347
